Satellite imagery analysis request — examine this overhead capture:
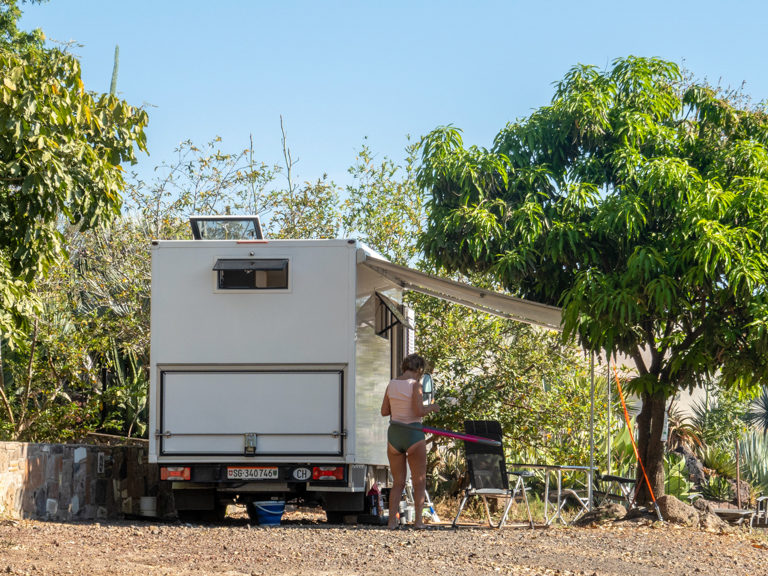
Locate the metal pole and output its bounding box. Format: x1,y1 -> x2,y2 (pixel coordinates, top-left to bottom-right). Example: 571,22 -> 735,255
589,353 -> 595,509
607,358 -> 612,475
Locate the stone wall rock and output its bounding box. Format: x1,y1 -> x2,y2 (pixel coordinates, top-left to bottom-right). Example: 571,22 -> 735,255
0,442 -> 174,521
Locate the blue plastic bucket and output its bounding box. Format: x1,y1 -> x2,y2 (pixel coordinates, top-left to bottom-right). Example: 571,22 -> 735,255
253,501 -> 285,526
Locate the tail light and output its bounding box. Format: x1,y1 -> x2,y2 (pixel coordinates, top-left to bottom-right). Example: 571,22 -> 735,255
161,466 -> 191,481
312,466 -> 345,481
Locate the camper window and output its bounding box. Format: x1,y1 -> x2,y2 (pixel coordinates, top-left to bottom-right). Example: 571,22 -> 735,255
213,259 -> 289,290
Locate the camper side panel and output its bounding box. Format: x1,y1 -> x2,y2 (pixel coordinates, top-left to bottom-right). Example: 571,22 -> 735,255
149,241 -> 356,463
150,242 -> 352,364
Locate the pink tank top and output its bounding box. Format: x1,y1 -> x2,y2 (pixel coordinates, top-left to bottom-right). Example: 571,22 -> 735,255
387,378 -> 421,424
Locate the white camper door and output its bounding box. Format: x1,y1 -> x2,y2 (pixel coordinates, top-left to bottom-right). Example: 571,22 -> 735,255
160,370 -> 344,456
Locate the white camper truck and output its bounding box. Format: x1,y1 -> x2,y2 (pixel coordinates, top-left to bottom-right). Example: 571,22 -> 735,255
149,216 -> 416,521
149,216 -> 561,521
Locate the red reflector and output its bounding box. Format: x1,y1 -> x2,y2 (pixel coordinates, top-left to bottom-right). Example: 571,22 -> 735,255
161,466 -> 191,481
312,466 -> 344,481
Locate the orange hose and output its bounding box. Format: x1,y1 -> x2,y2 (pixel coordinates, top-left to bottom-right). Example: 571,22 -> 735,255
613,366 -> 663,521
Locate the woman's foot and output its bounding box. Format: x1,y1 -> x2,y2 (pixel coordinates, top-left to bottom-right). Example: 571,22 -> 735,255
387,522 -> 399,530
412,523 -> 426,530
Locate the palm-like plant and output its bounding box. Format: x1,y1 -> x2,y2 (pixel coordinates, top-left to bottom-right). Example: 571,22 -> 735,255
666,401 -> 702,451
739,431 -> 768,495
745,388 -> 768,435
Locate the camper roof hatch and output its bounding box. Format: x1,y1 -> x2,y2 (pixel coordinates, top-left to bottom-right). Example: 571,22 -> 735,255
189,215 -> 264,240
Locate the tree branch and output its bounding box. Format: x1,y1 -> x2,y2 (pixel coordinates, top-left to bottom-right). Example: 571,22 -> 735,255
0,338 -> 16,430
17,319 -> 38,436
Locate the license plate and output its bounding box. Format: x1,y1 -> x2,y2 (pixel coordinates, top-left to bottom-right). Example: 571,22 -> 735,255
227,467 -> 279,480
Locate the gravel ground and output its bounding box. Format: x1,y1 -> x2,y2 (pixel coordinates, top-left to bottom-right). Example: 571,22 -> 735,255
1,508 -> 767,576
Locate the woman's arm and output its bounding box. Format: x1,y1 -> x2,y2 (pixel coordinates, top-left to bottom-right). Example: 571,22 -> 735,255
412,379 -> 439,417
381,391 -> 391,417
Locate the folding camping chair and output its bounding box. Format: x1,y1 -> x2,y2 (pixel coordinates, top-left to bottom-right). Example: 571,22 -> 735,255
452,420 -> 534,529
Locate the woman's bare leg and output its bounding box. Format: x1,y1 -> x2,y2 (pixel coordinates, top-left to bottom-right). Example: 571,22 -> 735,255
406,439 -> 427,528
387,443 -> 407,529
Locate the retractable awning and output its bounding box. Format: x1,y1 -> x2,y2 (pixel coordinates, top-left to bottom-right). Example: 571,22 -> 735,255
360,254 -> 562,331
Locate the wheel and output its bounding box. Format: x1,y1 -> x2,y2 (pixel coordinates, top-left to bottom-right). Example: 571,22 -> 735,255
325,511 -> 358,524
177,501 -> 228,523
325,510 -> 344,524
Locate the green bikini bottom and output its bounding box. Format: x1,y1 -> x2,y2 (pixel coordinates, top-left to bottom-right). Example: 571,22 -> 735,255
388,421 -> 426,453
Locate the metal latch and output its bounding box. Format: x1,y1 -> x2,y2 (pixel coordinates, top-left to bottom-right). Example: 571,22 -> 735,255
244,433 -> 257,456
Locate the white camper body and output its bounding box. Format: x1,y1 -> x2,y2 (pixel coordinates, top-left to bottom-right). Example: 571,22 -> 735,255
149,237 -> 411,520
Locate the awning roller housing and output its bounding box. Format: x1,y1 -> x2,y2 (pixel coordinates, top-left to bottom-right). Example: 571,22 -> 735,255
360,255 -> 562,331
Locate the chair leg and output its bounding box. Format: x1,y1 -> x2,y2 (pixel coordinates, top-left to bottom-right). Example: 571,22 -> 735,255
506,475 -> 533,529
518,477 -> 534,529
453,492 -> 470,528
497,494 -> 515,528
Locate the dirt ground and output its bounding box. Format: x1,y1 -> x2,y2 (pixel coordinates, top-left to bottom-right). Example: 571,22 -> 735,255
1,507 -> 767,576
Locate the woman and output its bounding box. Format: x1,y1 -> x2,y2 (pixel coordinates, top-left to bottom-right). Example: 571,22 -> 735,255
380,353 -> 439,529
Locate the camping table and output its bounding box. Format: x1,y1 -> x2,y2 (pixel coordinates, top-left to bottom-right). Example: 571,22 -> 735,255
509,463 -> 595,525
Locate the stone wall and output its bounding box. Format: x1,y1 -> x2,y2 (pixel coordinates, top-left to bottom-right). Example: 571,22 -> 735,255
0,442 -> 174,520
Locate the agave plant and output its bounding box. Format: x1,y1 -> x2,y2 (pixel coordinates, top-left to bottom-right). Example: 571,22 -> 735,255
739,431 -> 768,495
666,401 -> 702,451
698,445 -> 738,478
745,388 -> 768,435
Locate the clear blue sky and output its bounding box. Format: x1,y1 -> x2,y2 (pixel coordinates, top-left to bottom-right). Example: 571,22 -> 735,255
20,0 -> 768,191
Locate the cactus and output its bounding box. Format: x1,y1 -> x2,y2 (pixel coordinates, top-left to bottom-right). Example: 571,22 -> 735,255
109,44 -> 119,95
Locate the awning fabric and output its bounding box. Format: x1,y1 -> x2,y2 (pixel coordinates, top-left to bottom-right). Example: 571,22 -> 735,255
360,255 -> 562,331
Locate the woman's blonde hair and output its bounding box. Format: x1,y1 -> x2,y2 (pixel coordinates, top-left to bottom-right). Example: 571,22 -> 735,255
401,353 -> 426,374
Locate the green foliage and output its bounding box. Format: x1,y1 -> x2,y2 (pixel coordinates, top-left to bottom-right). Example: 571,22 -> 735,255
415,290 -> 616,483
739,431 -> 768,495
698,445 -> 738,478
701,475 -> 732,502
745,387 -> 768,434
0,1 -> 45,51
665,401 -> 702,451
417,56 -> 768,500
126,137 -> 278,239
664,452 -> 697,501
343,139 -> 424,265
0,13 -> 147,347
690,390 -> 749,454
605,418 -> 638,477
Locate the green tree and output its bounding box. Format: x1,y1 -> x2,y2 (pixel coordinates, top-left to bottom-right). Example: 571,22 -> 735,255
343,139 -> 424,265
0,21 -> 148,346
0,2 -> 147,438
0,1 -> 44,51
417,56 -> 768,503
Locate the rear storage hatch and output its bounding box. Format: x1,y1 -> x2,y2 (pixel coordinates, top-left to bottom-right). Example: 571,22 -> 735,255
159,370 -> 344,456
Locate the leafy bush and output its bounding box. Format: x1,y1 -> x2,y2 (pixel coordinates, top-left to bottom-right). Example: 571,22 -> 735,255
698,445 -> 737,478
664,453 -> 697,501
739,431 -> 768,495
701,475 -> 732,502
690,392 -> 749,454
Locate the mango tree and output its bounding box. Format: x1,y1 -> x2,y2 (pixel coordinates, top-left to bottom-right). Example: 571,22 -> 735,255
417,56 -> 768,503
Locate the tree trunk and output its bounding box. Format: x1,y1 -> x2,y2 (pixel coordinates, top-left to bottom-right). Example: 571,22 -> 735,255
634,393 -> 666,506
